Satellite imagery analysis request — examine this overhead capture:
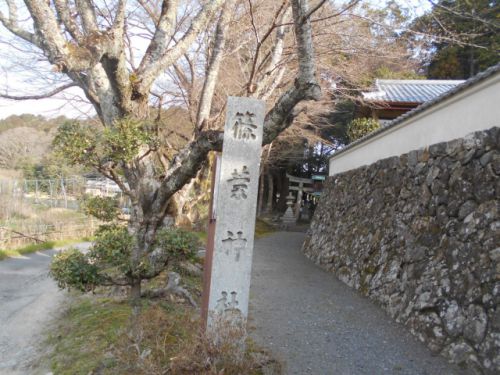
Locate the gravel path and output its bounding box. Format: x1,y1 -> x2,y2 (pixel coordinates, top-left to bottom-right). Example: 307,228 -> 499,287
0,243 -> 90,374
249,232 -> 471,375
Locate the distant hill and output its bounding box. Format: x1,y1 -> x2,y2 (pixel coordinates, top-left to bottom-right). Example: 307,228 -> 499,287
0,114 -> 69,134
0,127 -> 53,168
0,110 -> 195,170
0,115 -> 70,169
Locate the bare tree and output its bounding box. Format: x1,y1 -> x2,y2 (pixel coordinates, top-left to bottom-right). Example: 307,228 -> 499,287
0,0 -> 321,300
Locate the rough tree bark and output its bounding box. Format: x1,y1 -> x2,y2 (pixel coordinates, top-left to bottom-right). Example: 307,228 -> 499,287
257,169 -> 265,217
276,170 -> 289,214
0,0 -> 321,302
265,171 -> 274,213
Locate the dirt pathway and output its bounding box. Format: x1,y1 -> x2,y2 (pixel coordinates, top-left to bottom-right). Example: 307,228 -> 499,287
0,243 -> 90,374
249,232 -> 471,375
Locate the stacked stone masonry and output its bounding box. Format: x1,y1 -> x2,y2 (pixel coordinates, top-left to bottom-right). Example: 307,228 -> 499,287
303,127 -> 500,374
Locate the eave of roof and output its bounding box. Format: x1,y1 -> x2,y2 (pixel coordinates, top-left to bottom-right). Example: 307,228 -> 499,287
332,63 -> 500,160
363,78 -> 465,103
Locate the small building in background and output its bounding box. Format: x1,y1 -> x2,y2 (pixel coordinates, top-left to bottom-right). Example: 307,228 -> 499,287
360,79 -> 465,125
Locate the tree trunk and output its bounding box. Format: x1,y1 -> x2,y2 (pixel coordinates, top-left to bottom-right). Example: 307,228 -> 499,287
257,170 -> 265,217
129,279 -> 142,304
127,201 -> 166,306
276,170 -> 289,214
265,172 -> 274,214
275,170 -> 282,214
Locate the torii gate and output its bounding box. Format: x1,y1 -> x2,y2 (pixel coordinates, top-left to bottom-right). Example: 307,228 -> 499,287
286,174 -> 314,219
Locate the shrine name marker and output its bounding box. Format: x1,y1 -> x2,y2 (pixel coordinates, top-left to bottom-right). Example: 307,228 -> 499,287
206,96 -> 265,329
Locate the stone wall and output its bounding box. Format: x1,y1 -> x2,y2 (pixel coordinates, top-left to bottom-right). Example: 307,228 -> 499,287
303,127 -> 500,374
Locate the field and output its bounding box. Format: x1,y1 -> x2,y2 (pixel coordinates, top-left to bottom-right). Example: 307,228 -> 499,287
0,170 -> 100,251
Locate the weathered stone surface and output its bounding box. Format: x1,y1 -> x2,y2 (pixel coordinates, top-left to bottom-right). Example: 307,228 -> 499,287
303,127 -> 500,375
207,97 -> 265,327
440,300 -> 465,337
464,305 -> 488,345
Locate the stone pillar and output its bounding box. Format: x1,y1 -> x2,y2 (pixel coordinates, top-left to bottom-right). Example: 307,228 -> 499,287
281,193 -> 296,229
205,96 -> 265,329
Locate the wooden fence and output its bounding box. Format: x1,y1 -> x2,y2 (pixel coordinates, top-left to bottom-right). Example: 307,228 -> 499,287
0,218 -> 97,248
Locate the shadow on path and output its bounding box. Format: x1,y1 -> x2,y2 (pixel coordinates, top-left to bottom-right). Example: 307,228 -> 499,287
249,232 -> 470,375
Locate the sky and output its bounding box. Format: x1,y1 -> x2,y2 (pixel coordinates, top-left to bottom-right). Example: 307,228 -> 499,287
0,0 -> 432,120
0,88 -> 94,119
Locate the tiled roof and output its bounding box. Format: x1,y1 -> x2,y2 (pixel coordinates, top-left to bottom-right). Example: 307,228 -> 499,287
362,79 -> 465,103
332,63 -> 500,159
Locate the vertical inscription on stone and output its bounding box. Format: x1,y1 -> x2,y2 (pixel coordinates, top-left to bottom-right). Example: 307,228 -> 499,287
207,97 -> 265,328
228,166 -> 250,200
233,111 -> 257,140
222,231 -> 247,261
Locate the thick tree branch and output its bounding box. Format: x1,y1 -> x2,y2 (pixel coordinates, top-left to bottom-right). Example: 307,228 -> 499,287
261,66 -> 286,101
75,0 -> 99,32
259,0 -> 322,142
292,0 -> 320,87
23,0 -> 100,72
110,0 -> 127,33
196,0 -> 234,129
138,0 -> 178,74
152,0 -> 320,214
0,83 -> 77,100
24,0 -> 68,60
247,0 -> 288,95
53,0 -> 83,42
301,0 -> 329,24
254,6 -> 291,98
0,0 -> 38,45
88,63 -> 124,125
100,0 -> 132,117
134,0 -> 226,98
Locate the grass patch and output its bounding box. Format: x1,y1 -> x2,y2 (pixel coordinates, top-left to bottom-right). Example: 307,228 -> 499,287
47,297 -> 131,375
45,263 -> 280,374
193,230 -> 207,243
0,241 -> 54,260
255,218 -> 276,238
46,294 -> 280,374
0,237 -> 91,261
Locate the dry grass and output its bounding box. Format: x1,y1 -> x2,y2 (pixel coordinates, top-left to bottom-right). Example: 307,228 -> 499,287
0,168 -> 22,179
46,277 -> 281,374
0,190 -> 96,248
169,318 -> 280,375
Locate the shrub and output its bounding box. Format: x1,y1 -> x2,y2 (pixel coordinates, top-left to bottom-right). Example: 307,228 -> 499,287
88,225 -> 134,272
50,225 -> 199,293
82,196 -> 121,222
50,248 -> 101,292
347,117 -> 380,142
154,227 -> 199,263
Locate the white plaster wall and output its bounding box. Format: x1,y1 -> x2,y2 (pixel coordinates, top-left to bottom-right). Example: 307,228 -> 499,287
329,72 -> 500,175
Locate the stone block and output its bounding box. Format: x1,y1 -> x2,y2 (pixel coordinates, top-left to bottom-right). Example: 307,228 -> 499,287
206,97 -> 265,328
303,127 -> 500,374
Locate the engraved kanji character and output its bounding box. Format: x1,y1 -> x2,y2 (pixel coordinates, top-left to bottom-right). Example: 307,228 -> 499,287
222,230 -> 247,261
233,111 -> 257,140
228,166 -> 250,200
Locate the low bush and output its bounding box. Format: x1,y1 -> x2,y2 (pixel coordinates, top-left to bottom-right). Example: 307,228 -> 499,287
50,225 -> 200,294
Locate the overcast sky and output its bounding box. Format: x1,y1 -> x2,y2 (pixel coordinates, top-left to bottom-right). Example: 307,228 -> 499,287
0,0 -> 431,120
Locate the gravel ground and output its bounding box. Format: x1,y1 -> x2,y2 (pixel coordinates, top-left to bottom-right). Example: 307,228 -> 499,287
249,232 -> 471,375
0,243 -> 90,375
